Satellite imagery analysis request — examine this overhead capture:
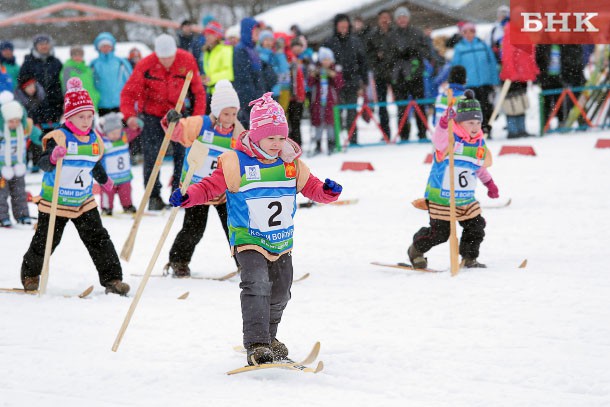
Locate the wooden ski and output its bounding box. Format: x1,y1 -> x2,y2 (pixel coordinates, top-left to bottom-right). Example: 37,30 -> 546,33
371,261 -> 445,273
227,341 -> 322,375
0,285 -> 94,298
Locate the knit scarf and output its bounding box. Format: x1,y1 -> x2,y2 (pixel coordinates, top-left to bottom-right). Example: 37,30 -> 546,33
2,123 -> 25,178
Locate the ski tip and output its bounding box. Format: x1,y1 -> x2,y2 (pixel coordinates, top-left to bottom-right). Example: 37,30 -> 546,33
294,272 -> 310,282
314,360 -> 324,373
78,285 -> 95,298
518,259 -> 528,269
177,291 -> 189,300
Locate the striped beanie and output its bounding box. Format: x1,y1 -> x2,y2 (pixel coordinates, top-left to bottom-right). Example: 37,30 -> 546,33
63,77 -> 94,119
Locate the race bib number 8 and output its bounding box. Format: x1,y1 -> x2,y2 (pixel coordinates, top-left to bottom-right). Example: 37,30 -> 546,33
105,152 -> 130,175
246,195 -> 295,233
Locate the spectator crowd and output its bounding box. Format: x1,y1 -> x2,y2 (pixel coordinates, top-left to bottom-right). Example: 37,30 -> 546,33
0,4 -> 602,223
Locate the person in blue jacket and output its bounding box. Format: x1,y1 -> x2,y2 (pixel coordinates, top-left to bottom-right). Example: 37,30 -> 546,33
90,32 -> 132,116
233,17 -> 264,128
451,22 -> 499,134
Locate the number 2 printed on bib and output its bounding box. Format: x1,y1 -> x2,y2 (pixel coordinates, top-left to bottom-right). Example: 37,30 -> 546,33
246,195 -> 295,242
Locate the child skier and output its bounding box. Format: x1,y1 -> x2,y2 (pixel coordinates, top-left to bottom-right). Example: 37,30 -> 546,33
0,91 -> 40,226
98,111 -> 137,216
308,47 -> 343,155
169,93 -> 342,365
433,65 -> 467,126
20,78 -> 129,295
408,90 -> 499,269
163,79 -> 244,277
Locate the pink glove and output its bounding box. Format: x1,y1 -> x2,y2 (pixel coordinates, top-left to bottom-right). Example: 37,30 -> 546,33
438,108 -> 456,130
484,179 -> 499,199
50,146 -> 67,164
101,178 -> 115,192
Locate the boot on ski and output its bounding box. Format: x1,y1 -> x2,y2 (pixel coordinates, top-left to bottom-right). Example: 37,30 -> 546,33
167,261 -> 190,278
22,276 -> 40,291
246,343 -> 274,366
270,337 -> 289,360
105,279 -> 130,296
408,245 -> 428,269
463,258 -> 487,268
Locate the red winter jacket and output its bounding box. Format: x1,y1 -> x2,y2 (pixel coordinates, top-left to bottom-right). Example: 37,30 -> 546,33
120,49 -> 206,119
500,22 -> 539,82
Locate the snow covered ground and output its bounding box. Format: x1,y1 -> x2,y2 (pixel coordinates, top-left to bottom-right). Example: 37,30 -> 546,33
1,121 -> 610,405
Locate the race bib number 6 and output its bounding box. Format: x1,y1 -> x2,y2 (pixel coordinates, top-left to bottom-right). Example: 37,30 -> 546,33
442,166 -> 476,193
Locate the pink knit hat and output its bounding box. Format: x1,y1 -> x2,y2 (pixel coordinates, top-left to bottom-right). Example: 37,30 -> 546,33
63,77 -> 94,119
248,92 -> 288,143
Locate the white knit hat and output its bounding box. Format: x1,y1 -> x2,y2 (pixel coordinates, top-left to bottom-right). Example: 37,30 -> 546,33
317,47 -> 335,63
154,34 -> 177,58
211,80 -> 240,117
0,91 -> 23,120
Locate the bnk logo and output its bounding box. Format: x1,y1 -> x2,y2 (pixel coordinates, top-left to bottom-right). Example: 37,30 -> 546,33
511,0 -> 610,44
521,13 -> 598,32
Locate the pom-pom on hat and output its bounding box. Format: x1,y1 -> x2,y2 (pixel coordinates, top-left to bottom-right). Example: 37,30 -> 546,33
248,92 -> 288,144
455,89 -> 482,122
211,80 -> 240,118
63,77 -> 95,119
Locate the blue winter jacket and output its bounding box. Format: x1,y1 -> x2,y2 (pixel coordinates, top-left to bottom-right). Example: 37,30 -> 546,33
452,37 -> 499,88
90,32 -> 132,109
233,18 -> 264,110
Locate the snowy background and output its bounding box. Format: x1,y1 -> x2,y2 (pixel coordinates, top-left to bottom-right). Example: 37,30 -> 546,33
2,0 -> 609,402
1,112 -> 610,405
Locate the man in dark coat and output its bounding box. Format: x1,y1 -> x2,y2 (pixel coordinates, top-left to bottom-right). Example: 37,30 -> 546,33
322,13 -> 369,145
17,34 -> 63,129
389,7 -> 430,141
365,9 -> 394,138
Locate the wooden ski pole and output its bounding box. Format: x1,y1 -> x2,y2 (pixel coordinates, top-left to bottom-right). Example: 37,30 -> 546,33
112,140 -> 209,352
39,134 -> 66,296
446,90 -> 460,276
488,79 -> 512,128
120,70 -> 194,262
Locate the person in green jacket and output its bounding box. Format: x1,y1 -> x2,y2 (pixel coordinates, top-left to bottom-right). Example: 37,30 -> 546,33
202,21 -> 234,108
60,46 -> 100,108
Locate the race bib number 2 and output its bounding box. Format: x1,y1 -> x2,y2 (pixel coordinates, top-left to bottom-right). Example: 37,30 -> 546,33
247,195 -> 295,234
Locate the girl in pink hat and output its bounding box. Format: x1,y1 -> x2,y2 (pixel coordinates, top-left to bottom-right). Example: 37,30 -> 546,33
169,92 -> 342,365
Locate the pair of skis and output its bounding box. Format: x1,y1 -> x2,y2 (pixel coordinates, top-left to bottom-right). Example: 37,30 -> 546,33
371,259 -> 528,273
227,341 -> 323,375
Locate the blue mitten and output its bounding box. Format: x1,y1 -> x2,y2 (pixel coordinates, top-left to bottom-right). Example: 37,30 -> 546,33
169,188 -> 189,207
323,178 -> 342,194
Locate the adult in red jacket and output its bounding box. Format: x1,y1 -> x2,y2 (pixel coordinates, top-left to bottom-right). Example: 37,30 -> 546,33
499,21 -> 539,138
120,34 -> 206,210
